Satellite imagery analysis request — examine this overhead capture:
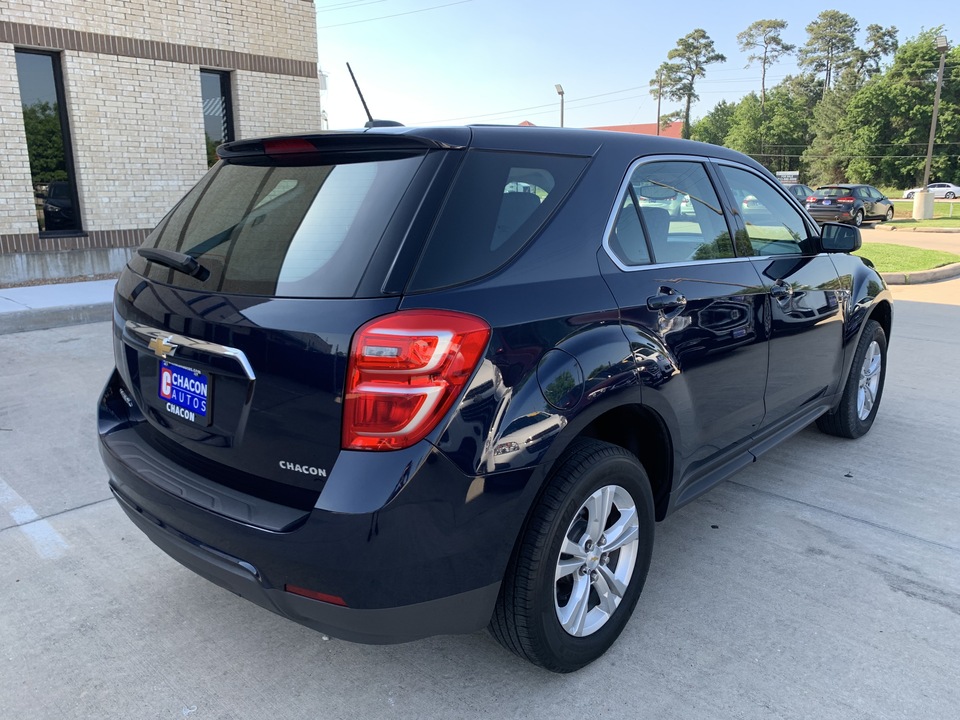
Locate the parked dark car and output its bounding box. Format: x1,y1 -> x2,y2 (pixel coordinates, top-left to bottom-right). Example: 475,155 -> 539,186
783,183 -> 814,201
98,126 -> 892,673
806,184 -> 894,226
41,180 -> 76,232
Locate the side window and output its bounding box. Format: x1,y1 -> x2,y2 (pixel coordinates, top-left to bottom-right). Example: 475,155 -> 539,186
408,151 -> 588,291
608,160 -> 733,266
718,166 -> 814,256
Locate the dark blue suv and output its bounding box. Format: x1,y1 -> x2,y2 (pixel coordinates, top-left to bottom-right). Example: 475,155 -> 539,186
98,126 -> 891,672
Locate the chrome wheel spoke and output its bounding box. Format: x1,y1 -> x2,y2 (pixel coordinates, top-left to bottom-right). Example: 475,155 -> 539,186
596,564 -> 627,601
556,556 -> 583,581
602,508 -> 639,552
584,486 -> 614,543
561,535 -> 585,561
557,575 -> 591,635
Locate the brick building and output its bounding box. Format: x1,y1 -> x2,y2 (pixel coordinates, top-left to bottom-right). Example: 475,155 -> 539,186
0,1 -> 322,285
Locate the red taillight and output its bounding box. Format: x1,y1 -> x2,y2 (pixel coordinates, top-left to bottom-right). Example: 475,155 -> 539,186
837,196 -> 855,203
342,310 -> 491,451
806,196 -> 817,203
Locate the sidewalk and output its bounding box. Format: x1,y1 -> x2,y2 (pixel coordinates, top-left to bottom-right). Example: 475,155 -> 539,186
0,279 -> 115,334
2,228 -> 960,335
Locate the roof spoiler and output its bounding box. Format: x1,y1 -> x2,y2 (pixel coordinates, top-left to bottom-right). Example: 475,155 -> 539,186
216,132 -> 462,161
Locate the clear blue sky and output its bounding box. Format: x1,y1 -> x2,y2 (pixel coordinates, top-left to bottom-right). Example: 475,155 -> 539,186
315,0 -> 952,130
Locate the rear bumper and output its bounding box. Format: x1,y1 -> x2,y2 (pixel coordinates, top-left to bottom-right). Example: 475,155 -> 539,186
109,482 -> 499,643
98,371 -> 537,644
807,208 -> 854,224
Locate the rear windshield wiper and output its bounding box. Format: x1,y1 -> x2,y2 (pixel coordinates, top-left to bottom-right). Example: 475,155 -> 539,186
138,248 -> 210,281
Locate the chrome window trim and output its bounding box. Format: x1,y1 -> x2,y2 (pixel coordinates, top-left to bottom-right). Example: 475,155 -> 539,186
601,154 -> 740,273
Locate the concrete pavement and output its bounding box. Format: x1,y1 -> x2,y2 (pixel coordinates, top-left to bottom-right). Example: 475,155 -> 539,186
1,228 -> 959,334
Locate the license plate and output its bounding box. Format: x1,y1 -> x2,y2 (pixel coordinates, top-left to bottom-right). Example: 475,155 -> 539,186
822,199 -> 832,205
159,361 -> 211,425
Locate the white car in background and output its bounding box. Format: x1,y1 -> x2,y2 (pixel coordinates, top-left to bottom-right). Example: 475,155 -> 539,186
903,182 -> 960,199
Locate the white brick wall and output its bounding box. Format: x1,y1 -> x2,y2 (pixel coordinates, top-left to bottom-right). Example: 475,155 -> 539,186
4,0 -> 318,62
1,1 -> 322,245
235,72 -> 322,139
65,53 -> 209,230
0,44 -> 42,235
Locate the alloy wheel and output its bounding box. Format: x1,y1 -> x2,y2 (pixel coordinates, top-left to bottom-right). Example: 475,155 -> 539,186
555,485 -> 639,637
857,340 -> 882,421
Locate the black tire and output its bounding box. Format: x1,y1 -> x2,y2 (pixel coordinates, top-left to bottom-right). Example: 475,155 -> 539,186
906,191 -> 915,199
817,319 -> 887,439
884,207 -> 894,222
852,209 -> 864,227
946,192 -> 956,200
489,439 -> 655,672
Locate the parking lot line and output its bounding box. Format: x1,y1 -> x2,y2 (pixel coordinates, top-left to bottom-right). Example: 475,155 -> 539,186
0,474 -> 69,559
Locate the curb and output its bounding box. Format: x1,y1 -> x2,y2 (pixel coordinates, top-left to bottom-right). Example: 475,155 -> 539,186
881,261 -> 960,286
874,224 -> 960,233
0,302 -> 112,335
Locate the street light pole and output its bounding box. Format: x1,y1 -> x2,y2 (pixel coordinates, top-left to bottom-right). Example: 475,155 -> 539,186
555,84 -> 564,128
922,36 -> 949,189
917,35 -> 949,219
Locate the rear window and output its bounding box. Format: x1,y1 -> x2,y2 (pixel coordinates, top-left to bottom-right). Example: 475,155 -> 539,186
407,150 -> 588,291
129,154 -> 425,297
813,187 -> 852,198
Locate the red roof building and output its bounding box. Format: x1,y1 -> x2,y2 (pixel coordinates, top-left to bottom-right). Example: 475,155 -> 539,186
589,122 -> 683,138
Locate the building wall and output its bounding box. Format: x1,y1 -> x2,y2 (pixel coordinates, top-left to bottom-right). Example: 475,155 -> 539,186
0,1 -> 321,285
0,47 -> 38,236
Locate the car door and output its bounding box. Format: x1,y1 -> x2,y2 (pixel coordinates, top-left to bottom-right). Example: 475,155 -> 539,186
599,158 -> 770,491
853,186 -> 875,219
713,164 -> 847,430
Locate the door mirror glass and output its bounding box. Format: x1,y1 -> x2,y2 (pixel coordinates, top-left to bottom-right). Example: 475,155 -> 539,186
820,222 -> 861,252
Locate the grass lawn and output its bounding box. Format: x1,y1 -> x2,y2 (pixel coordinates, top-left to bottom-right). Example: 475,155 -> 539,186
887,199 -> 960,227
855,242 -> 960,273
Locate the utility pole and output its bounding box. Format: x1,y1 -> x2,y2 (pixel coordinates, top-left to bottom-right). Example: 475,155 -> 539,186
655,68 -> 662,136
555,84 -> 565,127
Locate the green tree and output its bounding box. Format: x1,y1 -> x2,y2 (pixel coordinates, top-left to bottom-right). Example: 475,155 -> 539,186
20,101 -> 67,185
852,24 -> 899,81
803,68 -> 861,184
843,29 -> 959,187
760,74 -> 820,173
724,93 -> 764,156
690,100 -> 736,145
650,29 -> 726,140
798,10 -> 859,97
737,19 -> 795,110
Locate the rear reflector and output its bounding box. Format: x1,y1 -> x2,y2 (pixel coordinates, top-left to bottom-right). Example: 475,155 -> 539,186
342,310 -> 491,451
285,584 -> 347,606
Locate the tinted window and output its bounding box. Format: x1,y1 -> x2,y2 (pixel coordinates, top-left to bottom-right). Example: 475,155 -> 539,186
408,151 -> 587,291
15,49 -> 81,233
608,160 -> 732,266
718,165 -> 814,256
129,155 -> 425,297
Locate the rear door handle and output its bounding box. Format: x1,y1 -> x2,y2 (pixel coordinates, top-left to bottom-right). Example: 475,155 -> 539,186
647,288 -> 687,311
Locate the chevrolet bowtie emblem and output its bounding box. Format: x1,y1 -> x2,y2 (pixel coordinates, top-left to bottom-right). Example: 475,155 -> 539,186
148,335 -> 177,358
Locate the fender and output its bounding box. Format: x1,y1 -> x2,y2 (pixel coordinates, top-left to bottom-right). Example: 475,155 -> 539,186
829,253 -> 894,393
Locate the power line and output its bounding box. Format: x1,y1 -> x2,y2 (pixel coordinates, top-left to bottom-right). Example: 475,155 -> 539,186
318,0 -> 472,29
317,0 -> 389,13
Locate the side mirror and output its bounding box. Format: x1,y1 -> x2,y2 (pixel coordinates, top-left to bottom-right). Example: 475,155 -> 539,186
820,222 -> 861,253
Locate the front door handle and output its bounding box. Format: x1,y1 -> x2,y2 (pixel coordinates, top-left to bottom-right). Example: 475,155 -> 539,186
647,288 -> 687,311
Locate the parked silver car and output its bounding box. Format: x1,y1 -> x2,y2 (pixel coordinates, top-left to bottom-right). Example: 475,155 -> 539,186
903,182 -> 960,199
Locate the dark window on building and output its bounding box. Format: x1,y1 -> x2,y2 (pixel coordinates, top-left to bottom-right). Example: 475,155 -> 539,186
15,50 -> 82,234
200,70 -> 234,166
